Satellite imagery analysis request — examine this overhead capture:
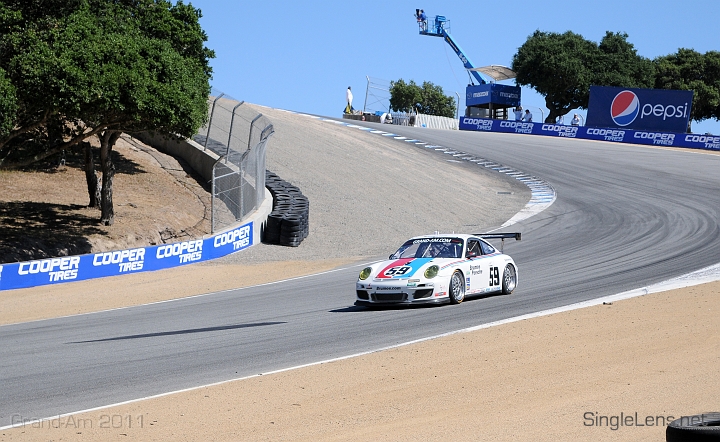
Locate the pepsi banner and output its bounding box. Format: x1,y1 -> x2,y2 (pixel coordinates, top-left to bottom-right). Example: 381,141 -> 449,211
459,117 -> 720,151
586,86 -> 693,133
0,222 -> 253,291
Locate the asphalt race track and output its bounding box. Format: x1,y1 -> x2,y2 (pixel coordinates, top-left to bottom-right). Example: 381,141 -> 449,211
2,121 -> 720,427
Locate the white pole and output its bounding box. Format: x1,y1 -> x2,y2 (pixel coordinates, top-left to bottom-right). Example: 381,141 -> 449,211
455,91 -> 460,120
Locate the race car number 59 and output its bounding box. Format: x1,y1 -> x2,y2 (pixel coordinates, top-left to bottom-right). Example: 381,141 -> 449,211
385,266 -> 411,276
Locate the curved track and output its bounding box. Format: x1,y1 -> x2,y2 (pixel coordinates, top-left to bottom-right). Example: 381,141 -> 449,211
2,123 -> 720,426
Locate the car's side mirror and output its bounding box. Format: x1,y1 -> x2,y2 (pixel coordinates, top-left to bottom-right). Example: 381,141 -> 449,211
466,251 -> 477,258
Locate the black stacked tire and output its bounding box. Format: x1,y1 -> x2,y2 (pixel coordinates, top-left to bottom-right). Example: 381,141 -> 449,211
263,170 -> 310,247
667,413 -> 720,441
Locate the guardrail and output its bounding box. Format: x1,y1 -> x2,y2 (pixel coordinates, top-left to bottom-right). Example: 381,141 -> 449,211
0,220 -> 264,291
459,117 -> 720,151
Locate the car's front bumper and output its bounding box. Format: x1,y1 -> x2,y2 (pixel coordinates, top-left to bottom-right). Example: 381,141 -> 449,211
354,297 -> 449,306
355,279 -> 449,305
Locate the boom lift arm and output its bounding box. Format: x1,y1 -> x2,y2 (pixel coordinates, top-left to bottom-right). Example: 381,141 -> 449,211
417,14 -> 488,85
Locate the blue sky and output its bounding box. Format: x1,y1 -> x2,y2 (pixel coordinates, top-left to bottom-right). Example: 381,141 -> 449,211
187,0 -> 719,135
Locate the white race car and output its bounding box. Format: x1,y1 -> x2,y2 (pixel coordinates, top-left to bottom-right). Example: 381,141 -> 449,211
355,233 -> 520,306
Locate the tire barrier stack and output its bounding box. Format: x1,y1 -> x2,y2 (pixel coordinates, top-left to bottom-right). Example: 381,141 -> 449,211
264,170 -> 309,247
666,412 -> 720,441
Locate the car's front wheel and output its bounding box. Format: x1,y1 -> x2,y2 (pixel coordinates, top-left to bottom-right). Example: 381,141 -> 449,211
501,264 -> 517,295
449,270 -> 465,304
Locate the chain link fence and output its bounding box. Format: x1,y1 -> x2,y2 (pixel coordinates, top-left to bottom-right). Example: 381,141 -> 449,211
362,76 -> 391,115
194,89 -> 274,233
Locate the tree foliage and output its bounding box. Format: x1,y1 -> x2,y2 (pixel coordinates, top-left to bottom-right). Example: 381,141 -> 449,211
512,31 -> 597,123
654,48 -> 720,123
594,31 -> 654,89
0,68 -> 16,136
0,0 -> 214,224
512,31 -> 654,123
389,79 -> 456,118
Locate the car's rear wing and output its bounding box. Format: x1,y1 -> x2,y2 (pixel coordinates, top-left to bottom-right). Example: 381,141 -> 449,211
473,232 -> 521,253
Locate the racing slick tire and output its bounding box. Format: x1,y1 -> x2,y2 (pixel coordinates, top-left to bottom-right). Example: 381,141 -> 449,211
449,270 -> 465,304
501,264 -> 517,295
666,413 -> 720,441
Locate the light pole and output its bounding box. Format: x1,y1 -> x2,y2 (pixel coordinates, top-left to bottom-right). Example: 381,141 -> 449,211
455,91 -> 461,121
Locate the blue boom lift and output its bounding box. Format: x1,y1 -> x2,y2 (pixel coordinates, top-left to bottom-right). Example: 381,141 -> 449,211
417,13 -> 489,85
416,12 -> 520,119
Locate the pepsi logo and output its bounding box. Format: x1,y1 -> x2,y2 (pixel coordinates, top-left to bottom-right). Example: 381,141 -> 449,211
610,90 -> 639,126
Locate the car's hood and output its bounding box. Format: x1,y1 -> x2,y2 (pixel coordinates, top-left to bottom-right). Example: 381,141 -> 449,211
373,258 -> 448,279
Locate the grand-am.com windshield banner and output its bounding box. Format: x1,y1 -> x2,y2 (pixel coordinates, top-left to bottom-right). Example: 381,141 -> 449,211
459,117 -> 720,151
0,222 -> 252,291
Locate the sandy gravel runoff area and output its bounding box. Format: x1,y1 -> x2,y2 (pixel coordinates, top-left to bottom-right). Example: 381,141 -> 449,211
1,105 -> 719,441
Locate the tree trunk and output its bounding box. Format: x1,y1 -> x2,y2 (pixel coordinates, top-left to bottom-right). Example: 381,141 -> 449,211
545,109 -> 561,124
84,142 -> 101,209
99,131 -> 121,226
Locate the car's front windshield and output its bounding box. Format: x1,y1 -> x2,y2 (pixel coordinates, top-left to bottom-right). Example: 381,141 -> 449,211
391,237 -> 463,259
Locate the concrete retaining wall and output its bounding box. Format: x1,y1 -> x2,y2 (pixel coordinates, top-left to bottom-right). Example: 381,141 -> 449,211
133,131 -> 271,246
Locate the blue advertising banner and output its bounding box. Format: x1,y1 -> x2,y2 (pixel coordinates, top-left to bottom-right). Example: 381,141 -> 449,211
466,84 -> 521,107
458,117 -> 720,151
0,222 -> 253,291
586,86 -> 693,133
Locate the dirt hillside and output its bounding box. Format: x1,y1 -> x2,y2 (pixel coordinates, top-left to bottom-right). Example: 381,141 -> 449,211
0,135 -> 211,264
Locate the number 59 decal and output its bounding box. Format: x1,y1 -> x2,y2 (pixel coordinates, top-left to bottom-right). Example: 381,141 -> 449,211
385,266 -> 412,277
489,266 -> 500,286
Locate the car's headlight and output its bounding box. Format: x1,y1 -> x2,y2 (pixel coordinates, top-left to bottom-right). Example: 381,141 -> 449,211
424,265 -> 439,279
359,267 -> 372,280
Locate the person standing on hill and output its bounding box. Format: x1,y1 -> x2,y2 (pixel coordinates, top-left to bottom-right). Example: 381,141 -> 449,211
345,86 -> 354,114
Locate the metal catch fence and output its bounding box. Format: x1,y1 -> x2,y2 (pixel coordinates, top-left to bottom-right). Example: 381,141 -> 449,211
194,89 -> 274,233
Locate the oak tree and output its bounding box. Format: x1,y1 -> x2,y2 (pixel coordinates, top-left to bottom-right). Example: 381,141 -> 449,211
389,79 -> 456,118
512,31 -> 653,123
654,48 -> 720,129
0,0 -> 214,225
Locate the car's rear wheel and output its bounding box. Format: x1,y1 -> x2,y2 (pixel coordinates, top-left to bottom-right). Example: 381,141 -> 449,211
449,270 -> 465,304
501,264 -> 517,295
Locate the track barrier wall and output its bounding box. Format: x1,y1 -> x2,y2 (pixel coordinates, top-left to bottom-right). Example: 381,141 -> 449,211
459,117 -> 720,151
0,222 -> 254,291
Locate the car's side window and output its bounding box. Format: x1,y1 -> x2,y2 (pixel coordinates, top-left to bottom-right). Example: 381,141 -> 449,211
466,240 -> 481,258
480,240 -> 496,255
